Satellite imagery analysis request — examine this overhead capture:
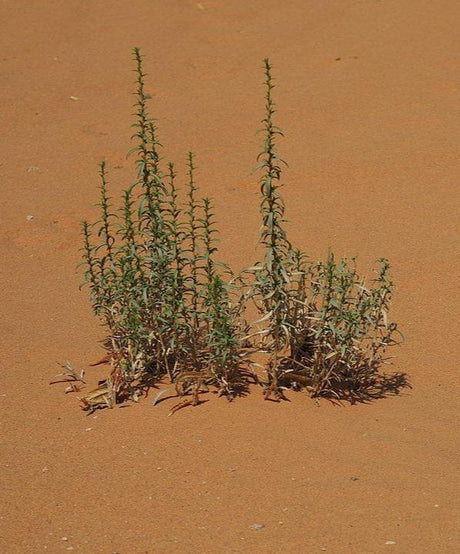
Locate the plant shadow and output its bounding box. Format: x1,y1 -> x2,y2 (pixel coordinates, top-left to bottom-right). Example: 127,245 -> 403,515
318,371 -> 412,406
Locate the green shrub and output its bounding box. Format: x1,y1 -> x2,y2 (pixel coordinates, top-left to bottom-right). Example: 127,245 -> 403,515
79,48 -> 246,413
76,49 -> 405,412
245,59 -> 404,403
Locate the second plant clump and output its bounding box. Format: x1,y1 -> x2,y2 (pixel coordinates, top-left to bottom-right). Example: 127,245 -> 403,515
79,49 -> 403,413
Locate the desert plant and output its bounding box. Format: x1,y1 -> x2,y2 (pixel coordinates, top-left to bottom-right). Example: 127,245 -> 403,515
281,254 -> 403,401
74,50 -> 404,412
78,48 -> 246,412
245,59 -> 403,402
244,58 -> 298,400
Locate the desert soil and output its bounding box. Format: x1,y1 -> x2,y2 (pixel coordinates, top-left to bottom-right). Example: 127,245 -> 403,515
1,1 -> 459,552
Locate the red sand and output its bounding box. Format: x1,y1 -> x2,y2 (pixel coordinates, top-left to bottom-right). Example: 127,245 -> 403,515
1,1 -> 459,552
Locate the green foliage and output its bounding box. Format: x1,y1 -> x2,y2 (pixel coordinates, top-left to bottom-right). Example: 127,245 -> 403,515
283,254 -> 404,401
76,50 -> 404,413
245,59 -> 404,402
245,58 -> 295,399
79,48 -> 246,412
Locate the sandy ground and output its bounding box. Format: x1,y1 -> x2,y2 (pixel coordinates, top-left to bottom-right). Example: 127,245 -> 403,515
1,1 -> 459,552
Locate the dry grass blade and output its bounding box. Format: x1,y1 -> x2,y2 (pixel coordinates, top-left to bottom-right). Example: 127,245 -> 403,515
50,362 -> 86,393
79,385 -> 113,412
151,387 -> 173,406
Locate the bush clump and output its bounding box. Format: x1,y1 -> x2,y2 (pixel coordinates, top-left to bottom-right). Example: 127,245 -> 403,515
76,49 -> 404,413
